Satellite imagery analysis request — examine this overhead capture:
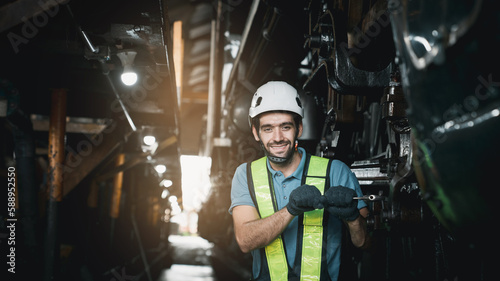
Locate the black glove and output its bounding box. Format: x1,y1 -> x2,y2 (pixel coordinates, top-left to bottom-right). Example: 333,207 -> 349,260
323,186 -> 359,221
286,185 -> 324,216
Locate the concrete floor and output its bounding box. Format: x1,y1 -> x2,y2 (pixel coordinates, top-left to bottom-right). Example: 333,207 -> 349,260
156,235 -> 218,281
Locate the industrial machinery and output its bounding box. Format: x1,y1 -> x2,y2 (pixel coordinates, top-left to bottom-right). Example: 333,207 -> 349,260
198,0 -> 497,280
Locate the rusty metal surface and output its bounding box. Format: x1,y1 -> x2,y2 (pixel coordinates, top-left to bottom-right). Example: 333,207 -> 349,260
47,88 -> 67,202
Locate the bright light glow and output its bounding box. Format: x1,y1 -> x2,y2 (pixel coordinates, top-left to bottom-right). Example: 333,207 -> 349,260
154,164 -> 167,174
121,70 -> 138,86
143,135 -> 156,145
180,155 -> 212,211
117,51 -> 138,86
166,155 -> 212,234
160,179 -> 173,188
492,109 -> 500,117
161,189 -> 169,199
411,35 -> 432,52
169,195 -> 181,216
171,202 -> 181,216
169,195 -> 178,203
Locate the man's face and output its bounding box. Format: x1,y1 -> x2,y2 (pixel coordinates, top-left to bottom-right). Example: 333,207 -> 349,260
252,112 -> 303,162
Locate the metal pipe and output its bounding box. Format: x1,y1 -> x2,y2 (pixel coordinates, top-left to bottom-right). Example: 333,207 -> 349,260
110,153 -> 125,219
109,153 -> 125,248
101,62 -> 137,132
223,0 -> 260,97
47,89 -> 67,201
205,19 -> 218,156
67,4 -> 138,134
43,88 -> 67,281
79,28 -> 100,54
67,3 -> 137,133
205,0 -> 226,156
66,5 -> 99,54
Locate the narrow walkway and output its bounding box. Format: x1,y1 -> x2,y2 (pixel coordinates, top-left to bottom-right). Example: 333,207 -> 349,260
156,235 -> 218,281
157,264 -> 216,281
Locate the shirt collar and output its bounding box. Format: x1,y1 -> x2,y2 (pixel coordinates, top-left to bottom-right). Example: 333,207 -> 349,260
266,147 -> 307,180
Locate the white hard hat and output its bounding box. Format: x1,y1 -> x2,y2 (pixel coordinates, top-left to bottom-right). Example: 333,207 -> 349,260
248,81 -> 304,126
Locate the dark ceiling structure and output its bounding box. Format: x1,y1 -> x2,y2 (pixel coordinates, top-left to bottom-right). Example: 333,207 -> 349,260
0,0 -> 227,280
1,0 -> 179,195
0,0 -> 246,193
0,0 -> 258,279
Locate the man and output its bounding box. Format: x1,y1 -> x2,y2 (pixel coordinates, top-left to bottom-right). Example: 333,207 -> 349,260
229,81 -> 370,281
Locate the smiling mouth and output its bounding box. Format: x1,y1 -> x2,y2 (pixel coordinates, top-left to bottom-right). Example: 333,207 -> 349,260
269,142 -> 289,154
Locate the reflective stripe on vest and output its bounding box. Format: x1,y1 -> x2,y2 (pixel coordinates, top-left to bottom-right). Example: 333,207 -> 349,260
251,157 -> 288,281
250,155 -> 330,281
301,156 -> 329,281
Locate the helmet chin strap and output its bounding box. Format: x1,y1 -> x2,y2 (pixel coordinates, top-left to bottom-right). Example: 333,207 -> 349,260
268,155 -> 288,163
259,140 -> 294,164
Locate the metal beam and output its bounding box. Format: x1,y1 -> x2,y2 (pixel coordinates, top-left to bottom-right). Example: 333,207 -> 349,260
94,154 -> 146,182
62,119 -> 132,197
93,135 -> 178,182
31,114 -> 110,134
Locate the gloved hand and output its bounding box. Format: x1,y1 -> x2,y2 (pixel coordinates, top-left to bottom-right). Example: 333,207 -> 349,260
286,185 -> 324,216
323,186 -> 359,221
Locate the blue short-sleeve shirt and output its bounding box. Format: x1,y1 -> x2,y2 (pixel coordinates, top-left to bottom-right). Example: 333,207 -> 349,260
229,147 -> 367,281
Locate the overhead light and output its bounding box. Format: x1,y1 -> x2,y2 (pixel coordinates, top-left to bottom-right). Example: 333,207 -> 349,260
160,179 -> 173,188
143,135 -> 156,146
116,50 -> 138,86
154,164 -> 167,174
121,71 -> 137,86
141,134 -> 158,153
161,189 -> 170,199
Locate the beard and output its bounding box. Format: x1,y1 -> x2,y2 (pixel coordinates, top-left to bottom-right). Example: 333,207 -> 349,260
261,140 -> 295,165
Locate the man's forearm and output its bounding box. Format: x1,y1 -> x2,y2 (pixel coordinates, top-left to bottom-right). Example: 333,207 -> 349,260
346,214 -> 371,249
235,207 -> 294,253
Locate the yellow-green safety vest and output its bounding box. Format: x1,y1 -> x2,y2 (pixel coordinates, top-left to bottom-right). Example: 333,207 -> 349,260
247,154 -> 331,281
